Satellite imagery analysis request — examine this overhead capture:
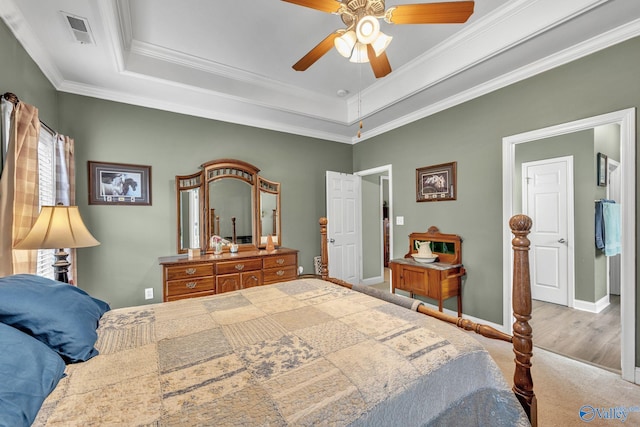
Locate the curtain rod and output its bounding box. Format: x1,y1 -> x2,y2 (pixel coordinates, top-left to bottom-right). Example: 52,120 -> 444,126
3,91 -> 57,135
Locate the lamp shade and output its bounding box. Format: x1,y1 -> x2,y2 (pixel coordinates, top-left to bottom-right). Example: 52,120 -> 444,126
14,206 -> 100,250
356,15 -> 380,44
349,42 -> 369,63
371,31 -> 393,56
334,30 -> 357,58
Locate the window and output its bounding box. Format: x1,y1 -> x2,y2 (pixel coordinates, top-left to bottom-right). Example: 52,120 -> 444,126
36,127 -> 56,279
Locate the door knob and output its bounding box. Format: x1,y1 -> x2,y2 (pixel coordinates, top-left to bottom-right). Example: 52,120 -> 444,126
329,238 -> 336,243
558,238 -> 566,243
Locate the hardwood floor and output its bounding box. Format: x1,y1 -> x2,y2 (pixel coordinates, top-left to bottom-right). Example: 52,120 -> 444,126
373,269 -> 622,372
530,295 -> 621,372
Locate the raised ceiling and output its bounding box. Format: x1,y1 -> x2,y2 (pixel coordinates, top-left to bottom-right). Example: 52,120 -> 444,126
2,0 -> 640,143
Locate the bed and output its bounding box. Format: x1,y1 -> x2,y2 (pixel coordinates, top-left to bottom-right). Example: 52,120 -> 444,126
1,215 -> 536,426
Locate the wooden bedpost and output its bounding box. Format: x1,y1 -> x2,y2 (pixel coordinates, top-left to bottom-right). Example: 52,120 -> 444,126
510,214 -> 537,427
319,217 -> 329,280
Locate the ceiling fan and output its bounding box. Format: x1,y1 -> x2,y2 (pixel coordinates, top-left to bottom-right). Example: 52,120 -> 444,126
282,0 -> 475,78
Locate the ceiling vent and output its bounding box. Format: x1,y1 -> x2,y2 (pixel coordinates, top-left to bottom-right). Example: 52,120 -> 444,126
61,12 -> 95,45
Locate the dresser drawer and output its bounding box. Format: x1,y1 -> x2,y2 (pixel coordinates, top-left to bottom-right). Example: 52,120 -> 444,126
166,276 -> 215,297
263,265 -> 297,284
165,263 -> 213,281
263,254 -> 297,269
216,258 -> 262,275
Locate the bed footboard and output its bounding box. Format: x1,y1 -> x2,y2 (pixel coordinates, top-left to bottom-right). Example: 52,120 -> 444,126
317,215 -> 537,426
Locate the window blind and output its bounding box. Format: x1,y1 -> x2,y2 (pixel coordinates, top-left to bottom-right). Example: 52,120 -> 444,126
36,126 -> 56,279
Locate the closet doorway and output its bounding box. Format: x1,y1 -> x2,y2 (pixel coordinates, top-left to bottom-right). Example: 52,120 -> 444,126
357,165 -> 392,286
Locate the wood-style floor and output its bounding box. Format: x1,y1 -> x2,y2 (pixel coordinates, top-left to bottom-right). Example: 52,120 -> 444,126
530,295 -> 621,372
375,269 -> 621,372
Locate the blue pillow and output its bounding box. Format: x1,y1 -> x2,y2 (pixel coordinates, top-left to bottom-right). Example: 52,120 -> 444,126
0,322 -> 66,427
0,274 -> 110,363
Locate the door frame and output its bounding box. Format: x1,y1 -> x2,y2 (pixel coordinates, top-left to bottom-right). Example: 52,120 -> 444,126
522,156 -> 575,308
355,164 -> 393,284
607,159 -> 621,297
502,108 -> 636,383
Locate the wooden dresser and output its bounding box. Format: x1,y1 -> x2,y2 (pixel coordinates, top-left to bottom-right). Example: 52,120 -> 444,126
159,248 -> 298,302
390,227 -> 465,316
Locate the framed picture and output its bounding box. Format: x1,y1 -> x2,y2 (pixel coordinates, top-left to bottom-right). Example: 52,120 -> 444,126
416,161 -> 457,202
88,161 -> 152,205
597,152 -> 607,187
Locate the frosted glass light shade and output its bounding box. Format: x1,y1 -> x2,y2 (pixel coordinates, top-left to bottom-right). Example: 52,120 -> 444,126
334,30 -> 357,58
372,31 -> 393,56
15,206 -> 100,249
356,16 -> 380,44
349,42 -> 369,63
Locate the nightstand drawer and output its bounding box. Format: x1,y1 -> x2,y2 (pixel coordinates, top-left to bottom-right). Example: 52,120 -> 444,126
166,276 -> 215,297
216,259 -> 262,275
165,263 -> 213,281
263,254 -> 297,269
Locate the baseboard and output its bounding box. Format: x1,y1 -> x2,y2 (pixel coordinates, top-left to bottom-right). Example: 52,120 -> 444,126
573,295 -> 610,314
361,276 -> 384,286
417,300 -> 509,334
635,367 -> 640,385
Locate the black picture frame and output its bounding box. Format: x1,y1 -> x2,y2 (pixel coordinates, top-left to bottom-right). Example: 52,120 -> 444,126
416,161 -> 457,202
597,152 -> 607,187
88,161 -> 152,205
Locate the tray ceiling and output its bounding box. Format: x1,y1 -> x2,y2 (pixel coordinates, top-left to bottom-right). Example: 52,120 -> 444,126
2,0 -> 640,143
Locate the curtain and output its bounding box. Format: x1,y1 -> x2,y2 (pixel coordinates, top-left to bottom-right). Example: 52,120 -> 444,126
0,100 -> 41,276
55,134 -> 77,283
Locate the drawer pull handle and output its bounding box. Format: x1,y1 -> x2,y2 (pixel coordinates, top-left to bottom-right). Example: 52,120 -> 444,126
186,282 -> 197,289
185,268 -> 197,275
235,264 -> 245,271
276,258 -> 285,265
276,270 -> 285,276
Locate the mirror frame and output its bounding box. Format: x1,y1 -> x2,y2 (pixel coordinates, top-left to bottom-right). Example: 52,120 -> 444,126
175,159 -> 281,253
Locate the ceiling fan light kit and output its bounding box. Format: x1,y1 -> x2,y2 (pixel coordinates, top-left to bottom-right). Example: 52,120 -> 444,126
283,0 -> 475,78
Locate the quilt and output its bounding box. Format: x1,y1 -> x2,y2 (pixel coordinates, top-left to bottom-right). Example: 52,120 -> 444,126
34,278 -> 528,426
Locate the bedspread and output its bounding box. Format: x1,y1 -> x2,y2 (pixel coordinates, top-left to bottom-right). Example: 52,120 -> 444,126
34,278 -> 528,426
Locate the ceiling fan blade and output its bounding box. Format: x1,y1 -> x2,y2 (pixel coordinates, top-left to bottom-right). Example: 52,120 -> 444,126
387,1 -> 474,24
293,32 -> 340,71
367,44 -> 392,78
281,0 -> 342,14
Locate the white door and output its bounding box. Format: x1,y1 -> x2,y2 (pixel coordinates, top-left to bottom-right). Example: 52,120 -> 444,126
522,157 -> 573,306
326,171 -> 361,284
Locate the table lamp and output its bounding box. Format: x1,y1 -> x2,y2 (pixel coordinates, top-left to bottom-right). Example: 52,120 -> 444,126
14,205 -> 100,283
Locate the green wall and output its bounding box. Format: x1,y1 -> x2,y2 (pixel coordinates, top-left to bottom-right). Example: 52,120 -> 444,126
3,16 -> 640,364
353,36 -> 640,361
362,173 -> 384,279
0,20 -> 57,128
54,94 -> 352,308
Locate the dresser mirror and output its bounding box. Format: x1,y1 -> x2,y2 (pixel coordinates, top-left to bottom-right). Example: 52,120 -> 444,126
177,172 -> 202,253
258,177 -> 281,246
176,159 -> 281,253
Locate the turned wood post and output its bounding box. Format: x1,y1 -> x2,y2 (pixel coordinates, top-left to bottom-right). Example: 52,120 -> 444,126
319,217 -> 329,279
231,216 -> 237,244
510,214 -> 537,426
